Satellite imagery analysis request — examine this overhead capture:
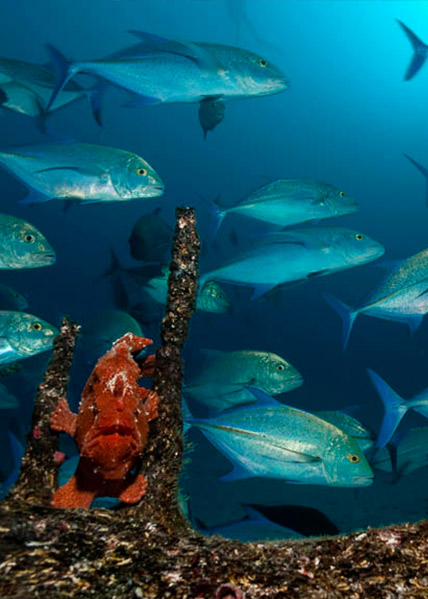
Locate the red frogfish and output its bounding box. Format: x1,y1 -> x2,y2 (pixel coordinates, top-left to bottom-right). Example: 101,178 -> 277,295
50,332 -> 158,508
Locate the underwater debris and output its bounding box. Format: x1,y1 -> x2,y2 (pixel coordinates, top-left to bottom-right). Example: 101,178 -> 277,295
1,209 -> 428,599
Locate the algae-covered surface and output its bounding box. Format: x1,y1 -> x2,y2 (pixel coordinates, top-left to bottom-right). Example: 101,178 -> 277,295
1,208 -> 428,599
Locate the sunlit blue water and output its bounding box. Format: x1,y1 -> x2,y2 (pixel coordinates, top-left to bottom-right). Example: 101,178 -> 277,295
1,0 -> 428,538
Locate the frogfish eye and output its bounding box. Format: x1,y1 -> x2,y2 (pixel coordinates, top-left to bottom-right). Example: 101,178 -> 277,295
259,59 -> 268,67
347,453 -> 360,464
355,234 -> 364,241
31,322 -> 43,331
24,233 -> 36,243
136,168 -> 148,176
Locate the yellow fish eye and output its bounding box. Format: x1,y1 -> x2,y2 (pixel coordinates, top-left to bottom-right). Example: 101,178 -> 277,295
259,59 -> 268,67
31,322 -> 43,331
355,234 -> 364,241
339,191 -> 345,197
23,233 -> 36,243
347,453 -> 360,464
136,168 -> 148,176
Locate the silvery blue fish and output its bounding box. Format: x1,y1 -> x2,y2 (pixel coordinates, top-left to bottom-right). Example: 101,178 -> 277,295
128,208 -> 171,262
397,20 -> 428,81
0,284 -> 28,311
213,180 -> 358,234
198,97 -> 225,139
326,247 -> 428,349
0,141 -> 164,205
184,349 -> 302,412
199,227 -> 385,299
368,369 -> 428,450
183,388 -> 374,487
0,213 -> 55,268
196,506 -> 303,542
46,30 -> 288,111
373,427 -> 428,477
80,309 -> 143,364
0,311 -> 58,364
0,57 -> 92,122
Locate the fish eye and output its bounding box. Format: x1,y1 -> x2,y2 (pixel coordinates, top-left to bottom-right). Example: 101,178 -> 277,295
347,453 -> 360,464
23,233 -> 36,243
259,59 -> 268,67
277,364 -> 285,371
136,168 -> 148,176
355,234 -> 364,241
339,191 -> 345,197
31,322 -> 43,331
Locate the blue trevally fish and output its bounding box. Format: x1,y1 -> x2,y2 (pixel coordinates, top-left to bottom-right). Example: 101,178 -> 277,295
80,309 -> 143,364
0,311 -> 58,365
326,247 -> 428,349
213,180 -> 358,234
144,266 -> 231,313
183,388 -> 374,487
0,57 -> 92,121
196,505 -> 303,542
396,20 -> 428,81
0,213 -> 55,268
199,227 -> 385,299
373,426 -> 428,477
315,410 -> 375,454
368,369 -> 428,450
0,141 -> 164,205
184,349 -> 303,413
0,284 -> 28,311
46,30 -> 288,111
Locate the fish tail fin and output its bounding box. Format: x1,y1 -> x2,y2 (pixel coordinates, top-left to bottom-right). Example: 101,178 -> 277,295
397,20 -> 428,80
86,81 -> 109,127
324,293 -> 358,350
98,246 -> 122,280
367,369 -> 408,450
207,194 -> 227,239
44,44 -> 78,112
404,154 -> 428,206
181,396 -> 192,434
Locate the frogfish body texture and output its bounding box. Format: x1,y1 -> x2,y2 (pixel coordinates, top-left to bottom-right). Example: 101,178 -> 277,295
50,332 -> 158,508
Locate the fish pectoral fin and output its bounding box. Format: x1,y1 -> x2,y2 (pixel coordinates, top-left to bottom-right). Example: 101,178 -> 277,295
219,462 -> 251,482
19,190 -> 52,204
306,269 -> 329,279
0,337 -> 13,359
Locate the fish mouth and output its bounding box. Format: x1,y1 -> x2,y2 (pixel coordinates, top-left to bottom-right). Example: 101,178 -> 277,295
100,424 -> 134,437
287,375 -> 304,390
352,475 -> 374,487
33,252 -> 56,265
144,184 -> 165,198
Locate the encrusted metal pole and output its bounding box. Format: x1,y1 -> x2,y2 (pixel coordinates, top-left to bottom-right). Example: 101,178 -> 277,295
131,206 -> 200,528
7,317 -> 80,505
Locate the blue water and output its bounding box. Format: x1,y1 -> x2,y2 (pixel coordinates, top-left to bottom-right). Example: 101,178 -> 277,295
1,0 -> 428,537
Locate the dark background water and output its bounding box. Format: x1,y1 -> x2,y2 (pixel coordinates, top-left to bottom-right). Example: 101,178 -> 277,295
1,0 -> 428,535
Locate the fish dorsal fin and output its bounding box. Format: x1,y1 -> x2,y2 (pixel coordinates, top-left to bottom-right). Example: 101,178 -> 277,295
127,30 -> 222,71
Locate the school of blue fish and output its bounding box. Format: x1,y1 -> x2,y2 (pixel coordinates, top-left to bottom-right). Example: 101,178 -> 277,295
2,10 -> 428,542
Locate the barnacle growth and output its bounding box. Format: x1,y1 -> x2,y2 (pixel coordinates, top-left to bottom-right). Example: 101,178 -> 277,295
1,207 -> 428,599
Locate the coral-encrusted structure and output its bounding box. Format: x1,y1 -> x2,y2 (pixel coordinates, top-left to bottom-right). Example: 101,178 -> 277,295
1,208 -> 428,599
50,333 -> 158,509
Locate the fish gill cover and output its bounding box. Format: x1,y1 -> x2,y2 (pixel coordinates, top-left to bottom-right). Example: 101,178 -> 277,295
1,1 -> 428,594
